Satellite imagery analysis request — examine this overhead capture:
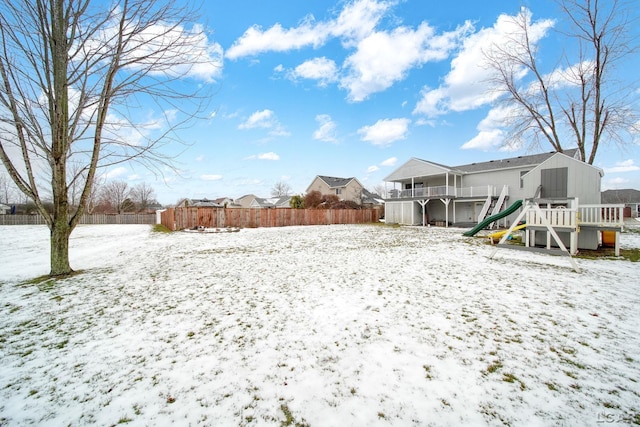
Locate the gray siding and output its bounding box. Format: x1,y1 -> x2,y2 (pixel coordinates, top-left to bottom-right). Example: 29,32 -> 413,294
385,158 -> 450,181
523,154 -> 602,204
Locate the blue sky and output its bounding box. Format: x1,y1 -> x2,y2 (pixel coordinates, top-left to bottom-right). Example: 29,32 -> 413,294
103,0 -> 640,205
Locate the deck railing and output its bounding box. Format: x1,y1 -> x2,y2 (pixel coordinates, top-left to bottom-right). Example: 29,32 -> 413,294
578,204 -> 625,227
397,185 -> 456,198
458,185 -> 498,198
527,207 -> 578,229
524,204 -> 625,229
390,185 -> 496,199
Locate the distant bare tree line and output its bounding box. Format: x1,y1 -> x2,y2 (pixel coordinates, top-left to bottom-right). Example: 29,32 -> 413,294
1,171 -> 158,214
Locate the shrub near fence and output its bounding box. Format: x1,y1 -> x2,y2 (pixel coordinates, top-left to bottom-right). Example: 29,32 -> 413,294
0,213 -> 156,226
161,207 -> 380,231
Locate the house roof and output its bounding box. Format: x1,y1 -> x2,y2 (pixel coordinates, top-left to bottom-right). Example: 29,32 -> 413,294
213,197 -> 232,204
361,188 -> 384,205
272,196 -> 291,207
601,189 -> 640,203
251,197 -> 275,207
453,149 -> 580,173
250,196 -> 291,208
177,198 -> 221,207
385,149 -> 581,182
316,175 -> 355,188
383,158 -> 455,181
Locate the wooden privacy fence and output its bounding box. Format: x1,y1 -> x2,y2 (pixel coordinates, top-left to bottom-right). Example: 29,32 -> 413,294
0,213 -> 155,226
161,207 -> 381,231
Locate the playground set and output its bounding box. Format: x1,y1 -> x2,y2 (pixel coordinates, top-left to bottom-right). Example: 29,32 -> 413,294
463,197 -> 625,272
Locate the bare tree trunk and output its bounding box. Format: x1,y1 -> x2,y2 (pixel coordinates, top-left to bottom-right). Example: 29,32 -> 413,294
50,215 -> 72,276
48,0 -> 73,275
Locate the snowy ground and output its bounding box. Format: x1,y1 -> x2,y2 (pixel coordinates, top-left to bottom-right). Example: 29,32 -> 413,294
0,223 -> 639,426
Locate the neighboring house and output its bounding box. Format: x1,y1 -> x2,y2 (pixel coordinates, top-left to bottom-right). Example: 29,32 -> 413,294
213,197 -> 236,208
306,175 -> 365,205
175,198 -> 221,208
250,196 -> 291,208
235,194 -> 257,208
601,189 -> 640,218
0,204 -> 9,215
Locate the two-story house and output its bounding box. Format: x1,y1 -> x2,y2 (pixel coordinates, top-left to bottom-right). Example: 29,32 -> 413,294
384,149 -> 623,251
306,176 -> 365,205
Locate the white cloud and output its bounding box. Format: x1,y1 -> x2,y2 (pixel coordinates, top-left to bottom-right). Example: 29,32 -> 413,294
367,165 -> 379,173
604,159 -> 640,174
239,110 -> 276,129
244,152 -> 280,161
258,152 -> 280,160
342,22 -> 473,102
461,105 -> 513,151
225,0 -> 389,59
238,110 -> 289,137
225,22 -> 328,60
201,174 -> 223,181
226,0 -> 470,101
291,57 -> 338,86
414,9 -> 554,117
104,167 -> 127,180
358,118 -> 410,147
380,157 -> 397,167
461,129 -> 505,151
86,14 -> 223,82
235,178 -> 263,186
312,114 -> 338,143
603,177 -> 630,189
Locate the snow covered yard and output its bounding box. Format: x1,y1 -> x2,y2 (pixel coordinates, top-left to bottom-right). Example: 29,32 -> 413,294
0,223 -> 639,426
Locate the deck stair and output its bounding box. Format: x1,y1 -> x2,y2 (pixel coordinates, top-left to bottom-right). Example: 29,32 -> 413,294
477,185 -> 509,228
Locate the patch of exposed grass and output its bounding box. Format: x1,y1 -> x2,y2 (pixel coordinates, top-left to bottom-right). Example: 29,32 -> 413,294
280,403 -> 309,427
152,224 -> 173,233
502,373 -> 526,390
20,270 -> 85,290
565,371 -> 578,379
545,382 -> 559,391
576,247 -> 640,262
366,222 -> 401,228
486,360 -> 503,374
423,364 -> 433,380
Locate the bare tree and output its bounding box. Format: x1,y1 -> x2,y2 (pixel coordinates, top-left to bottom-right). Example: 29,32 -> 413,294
100,180 -> 130,214
130,182 -> 156,211
0,0 -> 219,275
0,171 -> 17,204
372,184 -> 386,198
484,0 -> 639,164
271,181 -> 292,197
